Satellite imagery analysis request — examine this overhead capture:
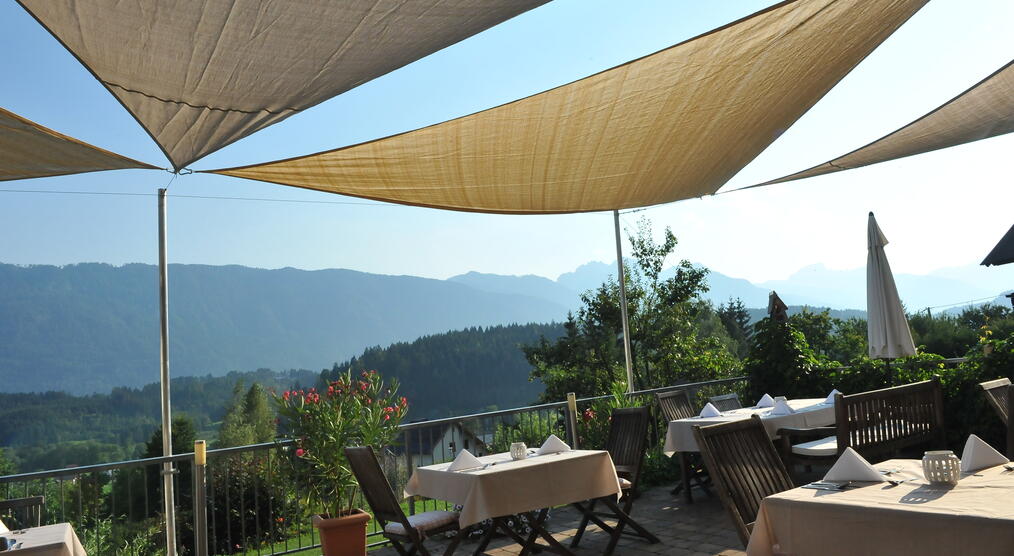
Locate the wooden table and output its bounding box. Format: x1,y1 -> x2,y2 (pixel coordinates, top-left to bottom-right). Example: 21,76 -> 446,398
3,523 -> 87,555
747,459 -> 1014,556
405,449 -> 621,555
664,398 -> 834,502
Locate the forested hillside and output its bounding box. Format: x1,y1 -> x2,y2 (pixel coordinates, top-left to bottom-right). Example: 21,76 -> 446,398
0,324 -> 562,470
328,323 -> 564,418
0,262 -> 568,393
0,369 -> 317,470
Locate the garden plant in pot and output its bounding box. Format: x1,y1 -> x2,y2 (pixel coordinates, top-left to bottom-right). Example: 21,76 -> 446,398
274,370 -> 408,556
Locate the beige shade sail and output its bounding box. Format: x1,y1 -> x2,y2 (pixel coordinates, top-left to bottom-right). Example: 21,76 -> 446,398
210,0 -> 928,215
747,59 -> 1014,188
17,0 -> 549,171
0,107 -> 157,181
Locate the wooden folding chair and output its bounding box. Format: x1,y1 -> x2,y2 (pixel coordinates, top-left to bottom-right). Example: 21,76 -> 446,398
345,447 -> 469,556
708,392 -> 742,412
694,416 -> 794,547
979,378 -> 1014,459
0,496 -> 45,529
570,407 -> 660,556
656,389 -> 711,499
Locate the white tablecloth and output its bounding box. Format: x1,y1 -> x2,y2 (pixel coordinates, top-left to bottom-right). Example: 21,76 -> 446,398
663,398 -> 835,454
748,459 -> 1014,556
5,523 -> 87,556
404,449 -> 621,527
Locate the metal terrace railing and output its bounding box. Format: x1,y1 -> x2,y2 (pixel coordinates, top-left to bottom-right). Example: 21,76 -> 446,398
0,376 -> 747,556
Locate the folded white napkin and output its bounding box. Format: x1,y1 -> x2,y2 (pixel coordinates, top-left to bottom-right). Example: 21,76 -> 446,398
756,394 -> 775,408
824,389 -> 842,405
699,402 -> 722,418
446,449 -> 484,471
770,398 -> 795,416
0,517 -> 8,534
537,434 -> 571,455
960,434 -> 1009,473
823,447 -> 886,483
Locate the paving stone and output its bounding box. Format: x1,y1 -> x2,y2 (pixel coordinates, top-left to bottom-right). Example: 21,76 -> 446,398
371,485 -> 744,555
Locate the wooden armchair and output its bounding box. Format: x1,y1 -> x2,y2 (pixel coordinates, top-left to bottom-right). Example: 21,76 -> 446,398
656,389 -> 696,422
693,416 -> 793,547
656,389 -> 711,499
344,446 -> 469,556
779,377 -> 946,473
0,496 -> 45,529
708,393 -> 743,412
571,406 -> 659,556
979,378 -> 1014,458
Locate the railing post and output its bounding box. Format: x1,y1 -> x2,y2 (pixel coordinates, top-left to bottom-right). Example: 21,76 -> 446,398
565,392 -> 579,449
193,440 -> 209,556
405,430 -> 415,516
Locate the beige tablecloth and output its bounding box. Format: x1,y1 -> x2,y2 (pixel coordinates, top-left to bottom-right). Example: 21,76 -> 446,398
664,398 -> 834,454
5,523 -> 87,556
404,449 -> 621,527
748,459 -> 1014,556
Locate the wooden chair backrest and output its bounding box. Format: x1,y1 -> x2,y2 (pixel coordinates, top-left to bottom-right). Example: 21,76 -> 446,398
709,393 -> 742,412
835,377 -> 945,460
656,389 -> 696,422
605,407 -> 651,489
0,496 -> 45,528
980,378 -> 1011,425
693,416 -> 793,548
344,446 -> 409,529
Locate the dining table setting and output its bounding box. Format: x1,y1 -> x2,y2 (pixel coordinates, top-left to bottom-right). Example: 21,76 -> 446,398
404,434 -> 621,555
747,434 -> 1014,556
664,391 -> 840,501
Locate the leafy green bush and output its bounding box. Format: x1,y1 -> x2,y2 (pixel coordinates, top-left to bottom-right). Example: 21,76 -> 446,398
743,319 -> 839,402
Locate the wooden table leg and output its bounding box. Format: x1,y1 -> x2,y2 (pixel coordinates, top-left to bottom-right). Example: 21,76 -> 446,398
519,509 -> 576,556
680,451 -> 694,503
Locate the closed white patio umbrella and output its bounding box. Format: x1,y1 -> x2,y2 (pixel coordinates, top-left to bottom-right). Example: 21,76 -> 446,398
867,212 -> 916,359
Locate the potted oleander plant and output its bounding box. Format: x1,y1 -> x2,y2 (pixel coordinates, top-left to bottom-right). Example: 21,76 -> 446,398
274,370 -> 407,556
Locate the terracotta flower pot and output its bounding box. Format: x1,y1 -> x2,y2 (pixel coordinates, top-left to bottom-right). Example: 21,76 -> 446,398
312,510 -> 372,556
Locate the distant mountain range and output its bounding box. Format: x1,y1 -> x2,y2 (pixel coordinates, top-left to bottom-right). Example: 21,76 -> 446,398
0,263 -> 567,393
452,260 -> 1012,313
1,259 -> 1009,394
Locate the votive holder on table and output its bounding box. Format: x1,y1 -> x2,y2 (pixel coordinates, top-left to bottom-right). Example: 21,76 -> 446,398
510,442 -> 528,460
922,450 -> 960,485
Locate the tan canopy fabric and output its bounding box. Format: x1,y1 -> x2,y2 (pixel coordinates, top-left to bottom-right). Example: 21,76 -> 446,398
17,0 -> 548,171
748,60 -> 1014,188
0,107 -> 156,181
210,0 -> 927,215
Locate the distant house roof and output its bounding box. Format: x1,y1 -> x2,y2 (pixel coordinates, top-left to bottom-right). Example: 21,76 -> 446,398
392,423 -> 487,456
982,224 -> 1014,266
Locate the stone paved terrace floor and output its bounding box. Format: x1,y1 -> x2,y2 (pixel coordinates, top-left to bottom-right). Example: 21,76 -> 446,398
373,486 -> 745,556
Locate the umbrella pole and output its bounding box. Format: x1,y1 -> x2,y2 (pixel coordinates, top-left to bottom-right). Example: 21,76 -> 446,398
158,188 -> 178,555
613,210 -> 635,393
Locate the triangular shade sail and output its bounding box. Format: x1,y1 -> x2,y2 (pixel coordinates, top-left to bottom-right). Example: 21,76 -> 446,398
749,59 -> 1014,188
17,0 -> 548,171
210,0 -> 927,214
0,107 -> 156,181
982,224 -> 1014,267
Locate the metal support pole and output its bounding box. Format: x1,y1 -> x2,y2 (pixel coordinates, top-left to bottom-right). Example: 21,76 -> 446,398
613,210 -> 635,393
565,393 -> 579,449
158,188 -> 178,556
193,440 -> 209,556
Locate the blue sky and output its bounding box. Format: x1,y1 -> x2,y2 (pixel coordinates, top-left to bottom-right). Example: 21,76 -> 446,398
1,0 -> 1012,288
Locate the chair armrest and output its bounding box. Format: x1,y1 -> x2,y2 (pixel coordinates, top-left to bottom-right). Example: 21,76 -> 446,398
776,427 -> 835,442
